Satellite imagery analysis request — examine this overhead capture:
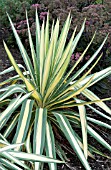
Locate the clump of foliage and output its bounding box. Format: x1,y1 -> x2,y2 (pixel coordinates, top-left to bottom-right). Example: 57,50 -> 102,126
0,133 -> 62,169
0,0 -> 32,26
0,11 -> 111,170
39,0 -> 111,95
0,0 -> 33,45
39,0 -> 111,63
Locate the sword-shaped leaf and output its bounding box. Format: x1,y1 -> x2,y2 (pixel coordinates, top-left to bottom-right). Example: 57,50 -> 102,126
46,120 -> 57,170
41,25 -> 54,96
0,92 -> 32,130
72,19 -> 86,53
33,108 -> 47,169
0,143 -> 23,152
0,158 -> 23,170
35,9 -> 40,90
13,100 -> 34,150
0,95 -> 21,130
0,163 -> 7,170
54,113 -> 91,170
47,74 -> 94,108
45,12 -> 49,55
1,151 -> 29,170
7,13 -> 35,83
87,104 -> 111,121
51,52 -> 102,104
43,51 -> 72,103
0,75 -> 23,87
87,117 -> 111,129
36,9 -> 40,60
50,19 -> 59,71
72,35 -> 108,80
0,84 -> 25,93
78,67 -> 111,88
26,11 -> 39,87
40,21 -> 45,91
0,64 -> 25,75
0,86 -> 26,102
53,29 -> 76,77
53,13 -> 71,65
8,151 -> 64,163
82,88 -> 111,115
3,114 -> 19,138
75,98 -> 88,159
3,41 -> 42,104
26,122 -> 33,154
87,125 -> 111,152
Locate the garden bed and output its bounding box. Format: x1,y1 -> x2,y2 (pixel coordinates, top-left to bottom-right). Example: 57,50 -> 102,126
0,27 -> 111,170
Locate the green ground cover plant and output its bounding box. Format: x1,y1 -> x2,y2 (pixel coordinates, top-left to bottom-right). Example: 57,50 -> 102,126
0,0 -> 33,26
0,11 -> 111,170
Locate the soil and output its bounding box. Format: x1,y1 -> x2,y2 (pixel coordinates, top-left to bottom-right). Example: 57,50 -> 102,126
0,29 -> 111,170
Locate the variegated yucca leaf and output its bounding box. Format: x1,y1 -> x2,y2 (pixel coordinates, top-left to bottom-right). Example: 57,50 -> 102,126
12,100 -> 34,149
54,112 -> 91,170
63,110 -> 111,155
45,120 -> 57,170
0,139 -> 29,170
0,143 -> 23,152
0,10 -> 111,170
7,151 -> 64,163
75,98 -> 88,159
0,138 -> 63,170
33,108 -> 47,170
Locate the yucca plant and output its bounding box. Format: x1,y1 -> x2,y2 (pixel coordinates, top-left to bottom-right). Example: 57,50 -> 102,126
0,134 -> 63,170
0,10 -> 111,170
